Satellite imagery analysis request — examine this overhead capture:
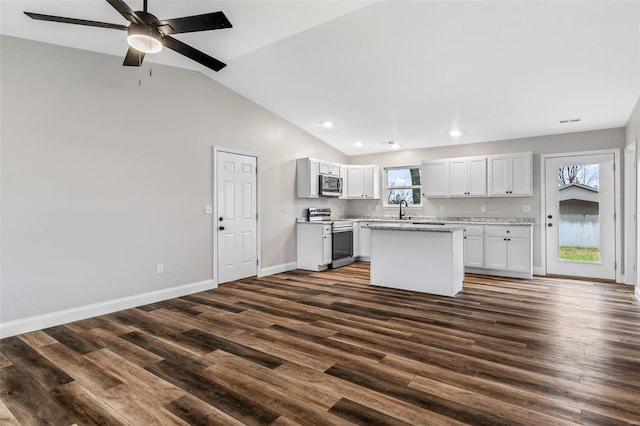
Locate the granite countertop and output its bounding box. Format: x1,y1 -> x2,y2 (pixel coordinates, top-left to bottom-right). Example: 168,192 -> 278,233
362,223 -> 464,232
297,216 -> 535,226
345,216 -> 535,226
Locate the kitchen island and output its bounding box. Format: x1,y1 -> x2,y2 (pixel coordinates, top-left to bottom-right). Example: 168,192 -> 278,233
364,223 -> 464,297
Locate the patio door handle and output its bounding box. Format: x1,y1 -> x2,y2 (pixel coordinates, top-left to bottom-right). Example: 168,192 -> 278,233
547,223 -> 553,227
547,214 -> 553,219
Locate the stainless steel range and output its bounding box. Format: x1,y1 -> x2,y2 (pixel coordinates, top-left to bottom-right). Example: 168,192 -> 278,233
307,208 -> 355,268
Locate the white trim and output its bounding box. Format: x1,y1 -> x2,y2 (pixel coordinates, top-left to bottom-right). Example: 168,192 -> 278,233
382,165 -> 424,208
533,266 -> 545,276
540,149 -> 622,283
258,262 -> 297,277
624,140 -> 636,285
635,286 -> 640,302
212,146 -> 261,285
0,279 -> 216,339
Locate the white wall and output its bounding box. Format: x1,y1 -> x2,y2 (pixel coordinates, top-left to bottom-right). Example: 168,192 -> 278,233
0,36 -> 347,325
346,128 -> 626,272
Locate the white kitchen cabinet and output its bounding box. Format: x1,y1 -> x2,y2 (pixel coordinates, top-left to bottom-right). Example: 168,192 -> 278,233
297,223 -> 332,271
463,226 -> 484,268
357,222 -> 371,259
422,160 -> 449,197
487,152 -> 533,197
339,165 -> 349,199
322,233 -> 332,265
449,157 -> 487,197
296,158 -> 320,198
319,161 -> 340,176
347,165 -> 380,199
352,221 -> 359,256
483,226 -> 532,274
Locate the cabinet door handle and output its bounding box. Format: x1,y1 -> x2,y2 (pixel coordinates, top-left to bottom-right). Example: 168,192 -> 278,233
219,226 -> 225,231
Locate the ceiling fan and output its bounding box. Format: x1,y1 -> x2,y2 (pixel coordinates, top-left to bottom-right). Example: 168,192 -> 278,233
24,0 -> 232,71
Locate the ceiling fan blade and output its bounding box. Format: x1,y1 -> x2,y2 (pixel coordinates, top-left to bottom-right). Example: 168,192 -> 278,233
162,35 -> 226,71
24,12 -> 127,31
105,0 -> 142,24
123,47 -> 144,67
155,11 -> 232,35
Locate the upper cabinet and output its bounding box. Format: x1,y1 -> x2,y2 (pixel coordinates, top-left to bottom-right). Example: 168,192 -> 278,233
347,165 -> 380,199
487,152 -> 533,197
296,158 -> 320,198
423,152 -> 531,198
297,158 -> 379,199
319,161 -> 340,176
448,156 -> 487,197
422,160 -> 449,197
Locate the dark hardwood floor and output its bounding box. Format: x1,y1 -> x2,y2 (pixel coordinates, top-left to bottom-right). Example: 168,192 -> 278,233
1,262 -> 639,425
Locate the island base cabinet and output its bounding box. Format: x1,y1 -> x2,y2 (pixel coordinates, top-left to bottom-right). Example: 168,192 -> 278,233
370,229 -> 464,297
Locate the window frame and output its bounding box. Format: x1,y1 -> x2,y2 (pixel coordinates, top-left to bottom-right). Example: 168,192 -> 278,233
383,165 -> 423,208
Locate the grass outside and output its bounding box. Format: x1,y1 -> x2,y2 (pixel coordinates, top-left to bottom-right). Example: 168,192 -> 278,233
559,246 -> 600,262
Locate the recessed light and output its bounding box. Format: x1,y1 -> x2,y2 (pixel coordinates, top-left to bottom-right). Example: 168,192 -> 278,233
322,121 -> 335,128
390,142 -> 400,150
354,141 -> 363,147
449,130 -> 461,137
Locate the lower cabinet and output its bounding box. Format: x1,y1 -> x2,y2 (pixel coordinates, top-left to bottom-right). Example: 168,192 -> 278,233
463,226 -> 484,268
482,226 -> 532,276
357,222 -> 372,259
297,223 -> 332,271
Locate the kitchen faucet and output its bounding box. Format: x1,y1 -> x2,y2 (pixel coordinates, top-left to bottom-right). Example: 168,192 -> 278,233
399,199 -> 408,219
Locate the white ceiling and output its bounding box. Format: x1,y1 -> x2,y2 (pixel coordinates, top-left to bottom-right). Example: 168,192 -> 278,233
2,1 -> 640,155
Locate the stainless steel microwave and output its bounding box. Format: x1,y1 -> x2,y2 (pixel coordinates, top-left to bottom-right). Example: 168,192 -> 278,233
319,174 -> 342,197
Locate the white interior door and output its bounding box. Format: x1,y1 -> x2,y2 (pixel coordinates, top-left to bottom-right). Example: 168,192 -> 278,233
545,153 -> 615,280
217,151 -> 257,284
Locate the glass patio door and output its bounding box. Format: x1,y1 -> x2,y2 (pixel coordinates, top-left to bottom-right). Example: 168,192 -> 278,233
545,153 -> 615,280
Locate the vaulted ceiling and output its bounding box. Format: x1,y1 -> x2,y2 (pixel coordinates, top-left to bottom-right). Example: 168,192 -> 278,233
2,1 -> 639,155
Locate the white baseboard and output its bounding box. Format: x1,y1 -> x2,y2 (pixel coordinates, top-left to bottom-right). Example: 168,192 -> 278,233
258,262 -> 297,277
0,279 -> 216,339
533,266 -> 545,276
635,286 -> 640,302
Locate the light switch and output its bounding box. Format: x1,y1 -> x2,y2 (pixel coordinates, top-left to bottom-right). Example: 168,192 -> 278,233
204,205 -> 213,215
481,205 -> 486,212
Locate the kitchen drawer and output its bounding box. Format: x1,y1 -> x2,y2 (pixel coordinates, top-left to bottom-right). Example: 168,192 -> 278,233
463,225 -> 484,236
484,226 -> 530,238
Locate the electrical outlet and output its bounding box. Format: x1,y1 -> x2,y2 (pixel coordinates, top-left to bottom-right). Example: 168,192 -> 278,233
282,205 -> 288,214
204,205 -> 213,215
481,205 -> 486,212
156,264 -> 164,274
522,204 -> 531,213
439,205 -> 445,212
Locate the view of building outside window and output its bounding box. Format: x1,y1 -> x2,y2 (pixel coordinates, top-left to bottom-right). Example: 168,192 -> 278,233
557,164 -> 601,262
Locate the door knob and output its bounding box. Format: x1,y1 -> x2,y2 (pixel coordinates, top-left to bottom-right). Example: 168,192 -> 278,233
219,226 -> 225,230
219,217 -> 224,221
547,223 -> 553,227
547,214 -> 553,219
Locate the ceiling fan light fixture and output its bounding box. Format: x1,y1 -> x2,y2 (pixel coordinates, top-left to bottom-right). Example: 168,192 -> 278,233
127,24 -> 162,53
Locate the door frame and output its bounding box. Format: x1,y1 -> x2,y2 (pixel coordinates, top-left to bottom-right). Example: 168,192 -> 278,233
624,141 -> 636,286
212,146 -> 261,285
540,149 -> 621,282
